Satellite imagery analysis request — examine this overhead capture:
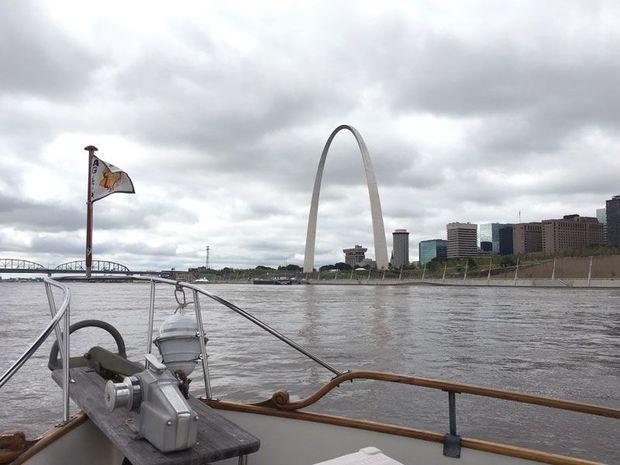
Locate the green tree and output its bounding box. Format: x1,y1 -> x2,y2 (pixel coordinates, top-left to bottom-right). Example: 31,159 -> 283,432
278,264 -> 302,271
334,262 -> 352,271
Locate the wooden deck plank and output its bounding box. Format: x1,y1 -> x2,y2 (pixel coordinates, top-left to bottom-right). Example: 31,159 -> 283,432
52,368 -> 260,465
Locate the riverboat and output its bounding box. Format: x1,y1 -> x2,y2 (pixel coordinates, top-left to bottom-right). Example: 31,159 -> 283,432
0,277 -> 618,465
252,277 -> 293,285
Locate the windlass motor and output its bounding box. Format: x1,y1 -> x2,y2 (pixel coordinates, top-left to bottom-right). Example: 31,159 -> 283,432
104,354 -> 199,452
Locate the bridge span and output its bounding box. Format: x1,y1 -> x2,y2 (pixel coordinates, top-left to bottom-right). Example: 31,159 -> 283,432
0,258 -> 156,276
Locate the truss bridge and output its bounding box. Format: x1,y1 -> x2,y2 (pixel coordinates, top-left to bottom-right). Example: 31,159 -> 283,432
0,258 -> 154,276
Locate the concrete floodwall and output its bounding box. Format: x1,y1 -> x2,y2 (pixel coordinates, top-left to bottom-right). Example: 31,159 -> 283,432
424,278 -> 620,288
490,255 -> 620,279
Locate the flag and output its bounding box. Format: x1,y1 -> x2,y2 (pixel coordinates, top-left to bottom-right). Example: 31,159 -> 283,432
90,155 -> 135,202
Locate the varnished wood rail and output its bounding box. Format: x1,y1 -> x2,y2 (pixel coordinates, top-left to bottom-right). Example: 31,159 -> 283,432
253,370 -> 620,419
207,401 -> 603,465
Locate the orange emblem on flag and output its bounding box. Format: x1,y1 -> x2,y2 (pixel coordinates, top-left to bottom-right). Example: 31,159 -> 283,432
99,167 -> 124,192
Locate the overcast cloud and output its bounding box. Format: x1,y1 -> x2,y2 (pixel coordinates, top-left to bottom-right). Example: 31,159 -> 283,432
0,0 -> 618,269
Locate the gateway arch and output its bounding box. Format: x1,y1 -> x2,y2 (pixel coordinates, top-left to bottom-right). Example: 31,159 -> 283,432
303,125 -> 389,273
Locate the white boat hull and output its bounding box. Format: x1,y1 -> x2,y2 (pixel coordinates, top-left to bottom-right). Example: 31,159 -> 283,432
15,409 -> 585,465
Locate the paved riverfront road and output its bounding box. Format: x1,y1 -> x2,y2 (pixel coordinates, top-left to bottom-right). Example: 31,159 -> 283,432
1,283 -> 618,463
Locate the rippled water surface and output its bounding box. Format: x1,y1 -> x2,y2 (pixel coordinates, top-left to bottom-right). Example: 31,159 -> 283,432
0,282 -> 619,463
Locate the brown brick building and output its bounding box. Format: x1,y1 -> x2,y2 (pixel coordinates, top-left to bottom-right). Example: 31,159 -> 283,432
446,222 -> 478,258
541,215 -> 604,253
513,222 -> 543,254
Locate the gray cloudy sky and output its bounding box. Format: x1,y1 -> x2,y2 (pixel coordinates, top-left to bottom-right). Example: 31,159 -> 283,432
1,0 -> 618,270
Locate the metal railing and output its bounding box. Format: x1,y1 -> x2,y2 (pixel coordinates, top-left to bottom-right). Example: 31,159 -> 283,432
133,275 -> 342,400
0,275 -> 339,422
0,278 -> 71,423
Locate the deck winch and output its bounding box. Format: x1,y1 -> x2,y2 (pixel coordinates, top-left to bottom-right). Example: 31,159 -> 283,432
104,353 -> 199,452
103,305 -> 205,453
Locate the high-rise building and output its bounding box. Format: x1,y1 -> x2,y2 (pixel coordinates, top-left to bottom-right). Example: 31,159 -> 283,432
343,245 -> 367,267
391,229 -> 410,269
541,215 -> 604,253
606,195 -> 620,246
479,223 -> 512,254
513,223 -> 543,254
498,225 -> 514,255
446,223 -> 478,258
596,208 -> 607,243
419,239 -> 448,265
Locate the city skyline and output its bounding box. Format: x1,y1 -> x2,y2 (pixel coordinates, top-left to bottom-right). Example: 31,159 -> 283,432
1,2 -> 619,269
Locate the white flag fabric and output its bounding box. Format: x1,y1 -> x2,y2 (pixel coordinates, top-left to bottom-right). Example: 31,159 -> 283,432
91,155 -> 135,202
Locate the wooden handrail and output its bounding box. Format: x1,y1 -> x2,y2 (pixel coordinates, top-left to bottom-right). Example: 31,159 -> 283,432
208,401 -> 603,465
253,370 -> 620,419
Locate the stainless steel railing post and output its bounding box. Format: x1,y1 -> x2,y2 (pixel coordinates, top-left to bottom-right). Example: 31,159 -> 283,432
192,290 -> 212,399
63,303 -> 71,422
45,281 -> 66,365
146,280 -> 156,368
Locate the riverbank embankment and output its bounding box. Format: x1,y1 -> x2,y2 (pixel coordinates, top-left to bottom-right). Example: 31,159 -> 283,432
305,277 -> 620,288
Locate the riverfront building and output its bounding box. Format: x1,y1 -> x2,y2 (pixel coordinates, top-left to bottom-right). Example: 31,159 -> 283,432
391,229 -> 410,268
498,225 -> 514,255
446,223 -> 478,258
480,241 -> 493,252
358,258 -> 376,268
419,239 -> 448,265
343,245 -> 367,267
513,223 -> 543,254
541,215 -> 604,253
607,195 -> 620,246
596,208 -> 607,244
479,223 -> 512,254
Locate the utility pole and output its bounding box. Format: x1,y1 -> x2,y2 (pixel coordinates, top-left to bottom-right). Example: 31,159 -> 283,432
205,245 -> 210,270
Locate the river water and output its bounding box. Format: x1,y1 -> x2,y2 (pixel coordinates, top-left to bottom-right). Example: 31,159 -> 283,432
0,282 -> 618,463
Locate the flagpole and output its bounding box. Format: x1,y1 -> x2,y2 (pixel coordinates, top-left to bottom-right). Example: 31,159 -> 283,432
84,145 -> 98,279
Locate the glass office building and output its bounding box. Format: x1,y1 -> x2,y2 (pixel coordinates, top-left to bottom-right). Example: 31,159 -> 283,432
607,196 -> 620,246
419,239 -> 448,265
498,225 -> 514,255
478,223 -> 512,254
